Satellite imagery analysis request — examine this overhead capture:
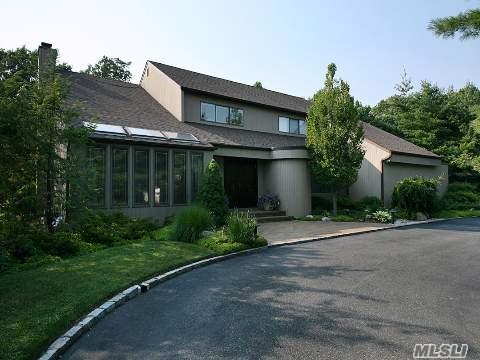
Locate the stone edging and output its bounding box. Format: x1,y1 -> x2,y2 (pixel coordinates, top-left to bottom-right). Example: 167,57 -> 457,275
38,217 -> 454,359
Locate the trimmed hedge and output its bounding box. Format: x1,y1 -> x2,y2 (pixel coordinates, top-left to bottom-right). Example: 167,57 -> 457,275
392,177 -> 439,216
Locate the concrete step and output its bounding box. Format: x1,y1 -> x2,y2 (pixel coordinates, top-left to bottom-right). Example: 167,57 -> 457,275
252,210 -> 286,218
256,215 -> 294,223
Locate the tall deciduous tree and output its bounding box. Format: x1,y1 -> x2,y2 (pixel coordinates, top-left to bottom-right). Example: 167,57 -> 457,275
429,8 -> 480,40
0,46 -> 90,232
306,63 -> 364,215
82,56 -> 132,81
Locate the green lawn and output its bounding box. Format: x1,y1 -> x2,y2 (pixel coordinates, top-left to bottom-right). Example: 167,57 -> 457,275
0,239 -> 214,360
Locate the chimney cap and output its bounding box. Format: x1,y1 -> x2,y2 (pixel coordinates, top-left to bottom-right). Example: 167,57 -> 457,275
40,42 -> 52,48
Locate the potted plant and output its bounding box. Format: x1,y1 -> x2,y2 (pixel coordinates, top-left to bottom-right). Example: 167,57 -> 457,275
257,193 -> 280,211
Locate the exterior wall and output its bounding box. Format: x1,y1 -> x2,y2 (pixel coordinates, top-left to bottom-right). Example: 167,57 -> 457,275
183,91 -> 306,136
140,62 -> 183,121
91,141 -> 213,224
262,159 -> 311,217
349,139 -> 391,201
383,161 -> 448,207
213,146 -> 309,160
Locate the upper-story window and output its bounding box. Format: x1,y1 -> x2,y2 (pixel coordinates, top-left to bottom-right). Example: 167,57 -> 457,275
201,102 -> 243,126
278,116 -> 305,135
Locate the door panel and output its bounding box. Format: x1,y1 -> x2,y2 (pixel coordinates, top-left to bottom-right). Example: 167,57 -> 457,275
223,158 -> 258,208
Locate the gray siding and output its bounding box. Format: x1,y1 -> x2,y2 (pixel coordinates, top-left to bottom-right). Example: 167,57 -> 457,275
262,159 -> 311,217
141,62 -> 183,121
183,91 -> 306,136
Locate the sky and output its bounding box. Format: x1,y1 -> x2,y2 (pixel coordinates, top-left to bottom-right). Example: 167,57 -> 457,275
2,0 -> 479,105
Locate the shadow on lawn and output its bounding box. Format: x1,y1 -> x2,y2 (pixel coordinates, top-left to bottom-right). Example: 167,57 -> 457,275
65,244 -> 477,360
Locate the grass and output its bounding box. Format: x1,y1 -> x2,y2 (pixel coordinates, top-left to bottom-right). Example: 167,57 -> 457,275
433,209 -> 480,219
0,239 -> 214,360
1,223 -> 269,360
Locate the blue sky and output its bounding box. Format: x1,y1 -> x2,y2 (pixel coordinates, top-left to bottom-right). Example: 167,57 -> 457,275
2,0 -> 479,105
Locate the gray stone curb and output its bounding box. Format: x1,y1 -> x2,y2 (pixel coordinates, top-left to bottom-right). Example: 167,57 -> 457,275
38,217 -> 458,360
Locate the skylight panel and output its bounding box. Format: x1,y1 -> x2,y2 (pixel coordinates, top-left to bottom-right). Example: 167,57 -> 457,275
163,132 -> 199,143
125,126 -> 166,139
84,122 -> 126,136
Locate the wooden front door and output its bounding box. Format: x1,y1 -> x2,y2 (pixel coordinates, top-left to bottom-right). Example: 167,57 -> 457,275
223,157 -> 258,208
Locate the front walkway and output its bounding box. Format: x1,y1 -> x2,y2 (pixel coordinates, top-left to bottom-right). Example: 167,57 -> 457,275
258,220 -> 392,245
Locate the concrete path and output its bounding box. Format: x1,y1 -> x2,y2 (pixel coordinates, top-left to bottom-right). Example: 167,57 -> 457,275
63,218 -> 480,359
258,220 -> 391,245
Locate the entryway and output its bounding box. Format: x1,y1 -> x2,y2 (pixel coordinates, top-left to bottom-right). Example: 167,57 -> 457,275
223,157 -> 258,208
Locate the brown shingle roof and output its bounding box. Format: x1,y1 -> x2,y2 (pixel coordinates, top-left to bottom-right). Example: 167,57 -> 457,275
362,122 -> 440,158
150,61 -> 309,114
66,71 -> 440,158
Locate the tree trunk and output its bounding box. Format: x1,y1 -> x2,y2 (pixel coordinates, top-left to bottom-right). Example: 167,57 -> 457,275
46,143 -> 55,233
332,192 -> 338,216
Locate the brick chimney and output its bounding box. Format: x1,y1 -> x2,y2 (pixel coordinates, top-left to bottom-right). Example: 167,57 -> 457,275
38,42 -> 58,86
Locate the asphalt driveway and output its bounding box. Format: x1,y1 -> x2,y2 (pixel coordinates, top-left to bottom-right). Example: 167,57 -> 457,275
63,218 -> 480,359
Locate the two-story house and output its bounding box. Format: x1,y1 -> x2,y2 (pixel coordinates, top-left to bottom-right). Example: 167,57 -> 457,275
40,43 -> 447,222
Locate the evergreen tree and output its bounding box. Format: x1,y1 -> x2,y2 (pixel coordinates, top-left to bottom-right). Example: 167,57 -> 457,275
198,160 -> 228,226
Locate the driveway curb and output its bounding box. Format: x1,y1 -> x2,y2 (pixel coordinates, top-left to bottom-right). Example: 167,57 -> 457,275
37,245 -> 268,360
38,217 -> 452,360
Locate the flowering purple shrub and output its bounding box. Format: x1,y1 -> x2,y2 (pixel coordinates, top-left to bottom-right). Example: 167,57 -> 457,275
257,193 -> 280,210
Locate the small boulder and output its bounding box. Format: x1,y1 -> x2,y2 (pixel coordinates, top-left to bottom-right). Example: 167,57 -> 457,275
416,212 -> 428,221
305,215 -> 314,219
322,216 -> 331,222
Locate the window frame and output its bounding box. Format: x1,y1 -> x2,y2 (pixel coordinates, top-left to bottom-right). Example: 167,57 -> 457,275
200,101 -> 244,127
173,151 -> 187,205
87,145 -> 106,209
278,116 -> 306,135
111,146 -> 129,208
190,152 -> 204,202
133,147 -> 150,208
154,150 -> 169,207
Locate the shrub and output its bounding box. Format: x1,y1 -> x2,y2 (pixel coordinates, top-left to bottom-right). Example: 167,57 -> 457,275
357,196 -> 384,212
312,196 -> 333,212
39,231 -> 83,257
257,193 -> 280,210
226,210 -> 256,244
392,177 -> 439,216
198,160 -> 228,227
441,182 -> 480,210
78,211 -> 158,245
169,206 -> 213,243
371,210 -> 392,223
337,196 -> 358,210
331,214 -> 356,222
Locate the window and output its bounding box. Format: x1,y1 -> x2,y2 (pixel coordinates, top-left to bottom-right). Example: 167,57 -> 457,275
134,150 -> 149,206
200,102 -> 243,126
201,102 -> 215,122
154,151 -> 169,206
289,119 -> 299,134
215,105 -> 229,124
278,116 -> 306,135
229,108 -> 244,125
299,120 -> 306,135
173,152 -> 187,204
191,153 -> 204,201
278,117 -> 289,133
88,147 -> 105,208
112,148 -> 129,207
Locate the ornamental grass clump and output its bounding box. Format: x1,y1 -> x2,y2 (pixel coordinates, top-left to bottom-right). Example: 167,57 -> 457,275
226,210 -> 256,245
169,205 -> 213,243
